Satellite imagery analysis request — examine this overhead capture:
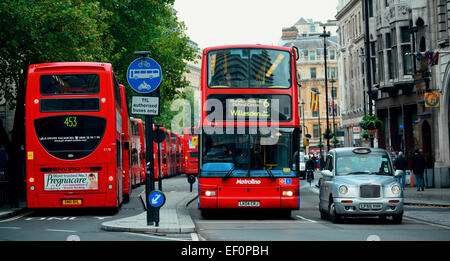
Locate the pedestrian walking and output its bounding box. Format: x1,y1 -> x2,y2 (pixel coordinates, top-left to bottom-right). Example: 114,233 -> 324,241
393,151 -> 407,189
411,149 -> 425,191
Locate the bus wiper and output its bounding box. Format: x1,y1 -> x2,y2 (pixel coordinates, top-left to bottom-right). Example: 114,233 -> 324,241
222,166 -> 236,181
266,168 -> 276,181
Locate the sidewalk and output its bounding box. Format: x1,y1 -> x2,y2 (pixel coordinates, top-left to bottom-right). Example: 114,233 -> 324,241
403,185 -> 450,207
101,190 -> 197,233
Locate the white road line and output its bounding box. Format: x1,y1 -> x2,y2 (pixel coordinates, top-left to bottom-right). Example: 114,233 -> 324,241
0,226 -> 21,230
0,211 -> 32,223
45,228 -> 78,233
296,215 -> 318,223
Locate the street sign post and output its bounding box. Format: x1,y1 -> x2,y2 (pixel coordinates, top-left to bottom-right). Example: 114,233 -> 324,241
132,96 -> 160,116
148,190 -> 166,227
128,51 -> 162,226
127,57 -> 162,94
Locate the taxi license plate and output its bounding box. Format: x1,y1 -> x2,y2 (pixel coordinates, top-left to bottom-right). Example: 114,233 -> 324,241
359,203 -> 382,210
62,199 -> 82,205
238,201 -> 260,207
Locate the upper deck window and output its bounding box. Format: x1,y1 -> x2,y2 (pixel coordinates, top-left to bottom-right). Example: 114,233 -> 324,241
40,74 -> 100,95
208,48 -> 291,89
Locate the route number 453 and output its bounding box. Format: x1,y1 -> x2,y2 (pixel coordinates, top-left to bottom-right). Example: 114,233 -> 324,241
64,116 -> 78,128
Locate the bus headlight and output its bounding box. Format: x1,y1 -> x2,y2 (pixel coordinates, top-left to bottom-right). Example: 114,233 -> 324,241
282,190 -> 294,197
204,190 -> 216,196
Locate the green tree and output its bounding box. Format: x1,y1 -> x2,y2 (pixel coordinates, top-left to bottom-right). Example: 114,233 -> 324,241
0,0 -> 113,205
97,0 -> 198,113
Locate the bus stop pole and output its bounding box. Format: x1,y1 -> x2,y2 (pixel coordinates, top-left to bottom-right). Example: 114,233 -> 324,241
145,115 -> 156,225
156,124 -> 163,191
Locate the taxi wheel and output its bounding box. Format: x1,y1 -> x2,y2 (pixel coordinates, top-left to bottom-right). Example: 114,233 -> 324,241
328,200 -> 341,223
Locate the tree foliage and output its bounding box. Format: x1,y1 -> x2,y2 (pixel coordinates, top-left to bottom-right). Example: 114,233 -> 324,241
0,0 -> 197,202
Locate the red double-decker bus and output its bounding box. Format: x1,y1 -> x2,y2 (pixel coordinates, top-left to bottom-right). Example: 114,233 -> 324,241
119,84 -> 132,202
130,118 -> 146,186
198,45 -> 301,216
25,62 -> 124,209
183,127 -> 199,176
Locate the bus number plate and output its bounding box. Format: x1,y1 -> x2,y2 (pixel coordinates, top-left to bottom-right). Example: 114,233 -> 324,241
62,199 -> 82,205
238,201 -> 260,207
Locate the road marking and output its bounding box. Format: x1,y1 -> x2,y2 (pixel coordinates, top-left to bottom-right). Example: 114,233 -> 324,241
46,228 -> 78,233
296,215 -> 318,223
0,210 -> 32,223
0,226 -> 21,230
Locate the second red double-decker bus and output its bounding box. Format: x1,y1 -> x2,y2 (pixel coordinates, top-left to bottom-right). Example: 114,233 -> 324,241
130,118 -> 146,186
25,62 -> 124,210
119,84 -> 132,202
198,45 -> 301,216
183,127 -> 199,176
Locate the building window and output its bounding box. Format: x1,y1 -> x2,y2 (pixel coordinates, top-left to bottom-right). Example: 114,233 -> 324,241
400,26 -> 412,75
310,68 -> 317,79
310,50 -> 316,61
313,124 -> 320,138
329,49 -> 335,60
329,67 -> 336,78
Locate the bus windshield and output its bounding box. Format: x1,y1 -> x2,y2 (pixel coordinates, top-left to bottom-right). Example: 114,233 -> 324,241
40,74 -> 100,95
208,48 -> 291,89
201,128 -> 295,177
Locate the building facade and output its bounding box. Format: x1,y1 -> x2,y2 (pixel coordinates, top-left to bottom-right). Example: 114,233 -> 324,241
336,0 -> 369,147
336,0 -> 450,187
280,18 -> 342,156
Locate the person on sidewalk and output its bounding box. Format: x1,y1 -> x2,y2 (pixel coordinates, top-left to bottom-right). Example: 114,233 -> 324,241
393,151 -> 407,189
412,149 -> 425,191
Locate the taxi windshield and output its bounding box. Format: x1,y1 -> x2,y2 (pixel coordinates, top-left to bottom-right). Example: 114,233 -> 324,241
207,48 -> 291,89
336,154 -> 393,176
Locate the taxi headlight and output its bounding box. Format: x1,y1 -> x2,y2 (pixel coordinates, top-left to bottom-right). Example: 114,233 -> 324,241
391,185 -> 401,194
339,185 -> 348,195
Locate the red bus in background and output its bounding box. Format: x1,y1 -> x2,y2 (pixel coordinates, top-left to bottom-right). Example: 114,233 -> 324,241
119,84 -> 132,202
176,134 -> 183,175
183,127 -> 199,176
130,118 -> 145,186
152,125 -> 163,180
168,130 -> 178,177
198,45 -> 301,216
25,62 -> 124,210
159,126 -> 169,178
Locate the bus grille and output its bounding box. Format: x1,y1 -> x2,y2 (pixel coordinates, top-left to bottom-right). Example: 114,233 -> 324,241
360,185 -> 380,198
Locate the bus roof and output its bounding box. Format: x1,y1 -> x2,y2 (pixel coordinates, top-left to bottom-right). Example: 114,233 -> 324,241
28,62 -> 112,73
203,44 -> 293,53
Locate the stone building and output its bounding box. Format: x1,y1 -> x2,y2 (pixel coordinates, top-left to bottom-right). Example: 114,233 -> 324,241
335,0 -> 450,187
280,18 -> 341,156
336,0 -> 369,147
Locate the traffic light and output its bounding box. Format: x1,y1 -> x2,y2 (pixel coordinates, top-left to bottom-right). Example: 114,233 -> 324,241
303,137 -> 309,147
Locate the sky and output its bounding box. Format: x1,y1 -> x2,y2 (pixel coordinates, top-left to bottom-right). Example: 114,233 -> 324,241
174,0 -> 339,49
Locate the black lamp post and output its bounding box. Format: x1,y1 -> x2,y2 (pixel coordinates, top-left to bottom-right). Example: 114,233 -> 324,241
320,26 -> 331,152
330,78 -> 337,148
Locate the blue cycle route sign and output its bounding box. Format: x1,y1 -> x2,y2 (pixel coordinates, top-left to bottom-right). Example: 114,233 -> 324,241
127,57 -> 162,94
149,190 -> 166,208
